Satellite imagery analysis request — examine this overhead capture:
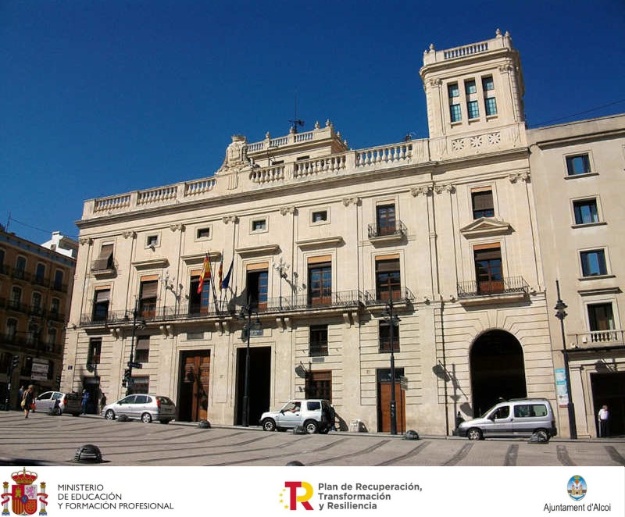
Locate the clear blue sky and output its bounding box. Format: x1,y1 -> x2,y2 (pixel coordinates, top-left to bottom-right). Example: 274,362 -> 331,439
1,1 -> 624,244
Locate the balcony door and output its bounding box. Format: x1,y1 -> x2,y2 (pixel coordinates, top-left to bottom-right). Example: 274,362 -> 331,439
376,204 -> 396,236
474,245 -> 503,294
308,261 -> 332,306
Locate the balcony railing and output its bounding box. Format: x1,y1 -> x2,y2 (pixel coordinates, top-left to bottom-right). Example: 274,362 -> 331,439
364,287 -> 415,306
571,329 -> 625,349
79,290 -> 366,327
457,276 -> 529,299
367,220 -> 407,240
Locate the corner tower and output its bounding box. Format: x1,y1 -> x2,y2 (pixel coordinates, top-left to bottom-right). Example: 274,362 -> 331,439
420,29 -> 525,143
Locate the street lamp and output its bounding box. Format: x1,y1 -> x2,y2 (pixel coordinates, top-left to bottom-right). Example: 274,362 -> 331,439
554,280 -> 577,439
239,298 -> 260,427
273,258 -> 290,307
124,301 -> 145,396
382,282 -> 400,435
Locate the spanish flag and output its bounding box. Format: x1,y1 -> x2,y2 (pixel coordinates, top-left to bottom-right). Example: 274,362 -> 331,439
197,254 -> 211,294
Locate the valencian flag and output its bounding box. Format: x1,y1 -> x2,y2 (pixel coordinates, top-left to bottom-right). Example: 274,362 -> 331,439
197,254 -> 211,294
221,258 -> 234,290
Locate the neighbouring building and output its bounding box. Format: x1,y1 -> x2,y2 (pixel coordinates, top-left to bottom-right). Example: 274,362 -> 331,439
62,30 -> 624,437
0,228 -> 76,409
529,114 -> 625,438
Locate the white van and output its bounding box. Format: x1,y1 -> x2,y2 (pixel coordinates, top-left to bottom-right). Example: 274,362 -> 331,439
457,398 -> 557,441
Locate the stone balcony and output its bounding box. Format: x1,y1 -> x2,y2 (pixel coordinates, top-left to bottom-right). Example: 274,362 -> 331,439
569,330 -> 625,351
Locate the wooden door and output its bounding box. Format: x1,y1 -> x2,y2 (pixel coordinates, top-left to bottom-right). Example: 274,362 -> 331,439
378,381 -> 406,433
179,353 -> 210,422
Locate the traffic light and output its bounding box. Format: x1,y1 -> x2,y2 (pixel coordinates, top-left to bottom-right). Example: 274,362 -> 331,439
11,355 -> 19,370
122,368 -> 131,388
56,375 -> 61,385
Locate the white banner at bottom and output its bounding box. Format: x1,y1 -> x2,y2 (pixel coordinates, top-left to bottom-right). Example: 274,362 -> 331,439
1,466 -> 622,516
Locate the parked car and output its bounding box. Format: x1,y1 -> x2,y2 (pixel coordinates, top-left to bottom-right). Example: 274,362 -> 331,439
457,398 -> 557,441
34,391 -> 82,416
101,394 -> 176,424
260,399 -> 334,434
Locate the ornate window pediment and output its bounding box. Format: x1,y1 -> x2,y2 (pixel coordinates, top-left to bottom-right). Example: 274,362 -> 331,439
131,258 -> 170,270
296,236 -> 344,250
235,244 -> 280,258
460,217 -> 512,239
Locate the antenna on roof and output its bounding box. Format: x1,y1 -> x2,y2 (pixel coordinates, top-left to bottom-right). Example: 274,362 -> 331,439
289,92 -> 305,133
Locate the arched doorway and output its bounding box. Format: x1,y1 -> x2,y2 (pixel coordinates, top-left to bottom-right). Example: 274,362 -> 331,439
470,330 -> 527,417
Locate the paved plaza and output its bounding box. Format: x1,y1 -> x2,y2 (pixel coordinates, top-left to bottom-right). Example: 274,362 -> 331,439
0,411 -> 624,467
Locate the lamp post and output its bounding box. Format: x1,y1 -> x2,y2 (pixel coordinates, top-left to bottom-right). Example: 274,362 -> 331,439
382,282 -> 400,435
239,298 -> 260,427
124,301 -> 145,396
554,280 -> 577,439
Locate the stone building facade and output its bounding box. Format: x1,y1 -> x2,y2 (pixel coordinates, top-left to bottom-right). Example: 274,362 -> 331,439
529,114 -> 625,438
62,31 -> 623,436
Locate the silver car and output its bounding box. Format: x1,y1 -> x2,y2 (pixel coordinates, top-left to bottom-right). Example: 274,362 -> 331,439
34,391 -> 76,415
101,394 -> 176,424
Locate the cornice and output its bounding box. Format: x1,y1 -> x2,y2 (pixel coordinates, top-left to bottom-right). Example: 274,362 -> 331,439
296,236 -> 344,250
235,244 -> 280,258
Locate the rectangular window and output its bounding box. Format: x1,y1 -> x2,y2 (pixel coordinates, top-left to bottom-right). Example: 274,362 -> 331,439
467,100 -> 480,119
566,154 -> 592,175
88,338 -> 102,366
472,189 -> 495,218
92,288 -> 110,321
450,104 -> 462,123
573,199 -> 599,224
309,325 -> 328,357
196,227 -> 211,239
246,266 -> 268,310
580,249 -> 607,277
31,292 -> 42,314
9,286 -> 22,309
312,210 -> 328,223
308,260 -> 332,306
53,270 -> 64,290
146,235 -> 159,248
35,264 -> 46,285
376,257 -> 401,301
251,219 -> 267,232
50,298 -> 60,318
376,204 -> 396,236
482,76 -> 495,91
139,279 -> 158,318
448,83 -> 461,122
189,271 -> 211,315
305,371 -> 332,401
6,319 -> 17,341
46,328 -> 57,352
92,243 -> 115,271
465,79 -> 477,94
474,245 -> 503,294
379,321 -> 400,353
485,97 -> 498,116
135,336 -> 150,363
14,256 -> 26,279
588,302 -> 616,342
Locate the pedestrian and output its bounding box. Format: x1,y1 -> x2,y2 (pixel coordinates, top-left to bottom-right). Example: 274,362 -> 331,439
100,393 -> 107,413
598,405 -> 609,438
81,390 -> 89,415
17,385 -> 25,410
21,385 -> 35,419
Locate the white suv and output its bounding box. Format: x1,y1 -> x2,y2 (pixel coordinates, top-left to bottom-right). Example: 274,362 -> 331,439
260,399 -> 334,434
